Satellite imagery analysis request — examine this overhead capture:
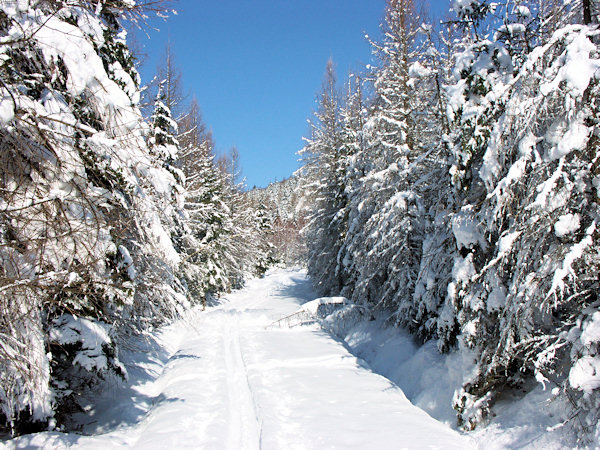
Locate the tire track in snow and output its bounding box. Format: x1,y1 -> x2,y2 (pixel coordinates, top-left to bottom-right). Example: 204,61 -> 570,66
224,316 -> 262,450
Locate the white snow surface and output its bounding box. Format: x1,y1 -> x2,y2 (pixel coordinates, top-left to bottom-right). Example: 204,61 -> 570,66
569,356 -> 600,394
451,206 -> 484,251
5,269 -> 471,449
322,302 -> 579,449
0,94 -> 14,124
554,213 -> 580,238
300,296 -> 346,314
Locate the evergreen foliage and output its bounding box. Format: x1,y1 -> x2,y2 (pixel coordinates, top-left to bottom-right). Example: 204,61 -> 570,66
299,0 -> 600,440
0,0 -> 271,434
299,58 -> 349,295
246,175 -> 307,266
2,0 -> 600,442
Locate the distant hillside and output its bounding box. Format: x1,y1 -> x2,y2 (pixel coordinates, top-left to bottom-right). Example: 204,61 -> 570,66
246,176 -> 307,265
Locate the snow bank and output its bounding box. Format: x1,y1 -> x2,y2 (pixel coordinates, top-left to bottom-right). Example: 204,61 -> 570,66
300,296 -> 346,315
319,300 -> 578,448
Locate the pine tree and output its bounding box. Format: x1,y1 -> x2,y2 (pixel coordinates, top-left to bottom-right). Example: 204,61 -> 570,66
177,102 -> 231,304
218,147 -> 277,284
295,0 -> 600,441
141,42 -> 185,120
148,80 -> 187,253
336,75 -> 366,295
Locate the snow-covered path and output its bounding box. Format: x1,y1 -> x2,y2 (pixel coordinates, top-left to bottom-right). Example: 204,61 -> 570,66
8,270 -> 472,449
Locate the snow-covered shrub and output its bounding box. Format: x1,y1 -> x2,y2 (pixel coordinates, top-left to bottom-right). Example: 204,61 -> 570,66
47,314 -> 126,425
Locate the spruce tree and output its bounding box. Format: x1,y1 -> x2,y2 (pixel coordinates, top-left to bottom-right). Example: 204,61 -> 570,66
0,1 -> 186,432
300,59 -> 348,295
342,0 -> 428,324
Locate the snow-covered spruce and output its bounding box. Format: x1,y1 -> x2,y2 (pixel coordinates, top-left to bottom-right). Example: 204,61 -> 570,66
0,1 -> 187,433
175,94 -> 276,309
446,6 -> 600,434
299,0 -> 600,441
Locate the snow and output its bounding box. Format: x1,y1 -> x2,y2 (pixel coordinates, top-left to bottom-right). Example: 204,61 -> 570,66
0,94 -> 14,124
321,291 -> 576,449
6,270 -> 471,449
498,23 -> 526,36
498,231 -> 520,254
49,315 -> 112,372
581,312 -> 600,346
146,166 -> 176,195
21,323 -> 53,423
18,6 -> 141,137
545,115 -> 589,161
409,61 -> 431,78
554,213 -> 580,238
452,0 -> 480,15
451,206 -> 483,250
35,15 -> 107,97
548,222 -> 596,300
533,158 -> 565,209
486,132 -> 537,198
452,253 -> 476,283
324,312 -> 476,427
148,214 -> 181,266
559,30 -> 600,94
118,244 -> 137,280
480,125 -> 504,189
569,356 -> 600,394
515,5 -> 531,18
486,285 -> 507,312
300,296 -> 346,314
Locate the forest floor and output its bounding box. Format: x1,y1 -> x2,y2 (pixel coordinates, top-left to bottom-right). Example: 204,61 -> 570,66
4,269 -> 573,449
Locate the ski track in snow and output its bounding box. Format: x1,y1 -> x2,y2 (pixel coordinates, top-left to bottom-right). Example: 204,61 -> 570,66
5,269 -> 472,450
224,315 -> 261,450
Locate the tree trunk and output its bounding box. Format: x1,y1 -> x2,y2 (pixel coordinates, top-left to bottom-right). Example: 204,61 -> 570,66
584,0 -> 592,25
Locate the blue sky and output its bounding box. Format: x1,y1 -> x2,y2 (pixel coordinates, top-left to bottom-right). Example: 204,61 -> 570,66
136,1 -> 451,188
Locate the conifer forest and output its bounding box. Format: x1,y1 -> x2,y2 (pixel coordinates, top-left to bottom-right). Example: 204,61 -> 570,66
1,0 -> 600,448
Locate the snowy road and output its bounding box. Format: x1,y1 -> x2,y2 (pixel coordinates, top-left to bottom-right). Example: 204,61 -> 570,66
8,270 -> 472,449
